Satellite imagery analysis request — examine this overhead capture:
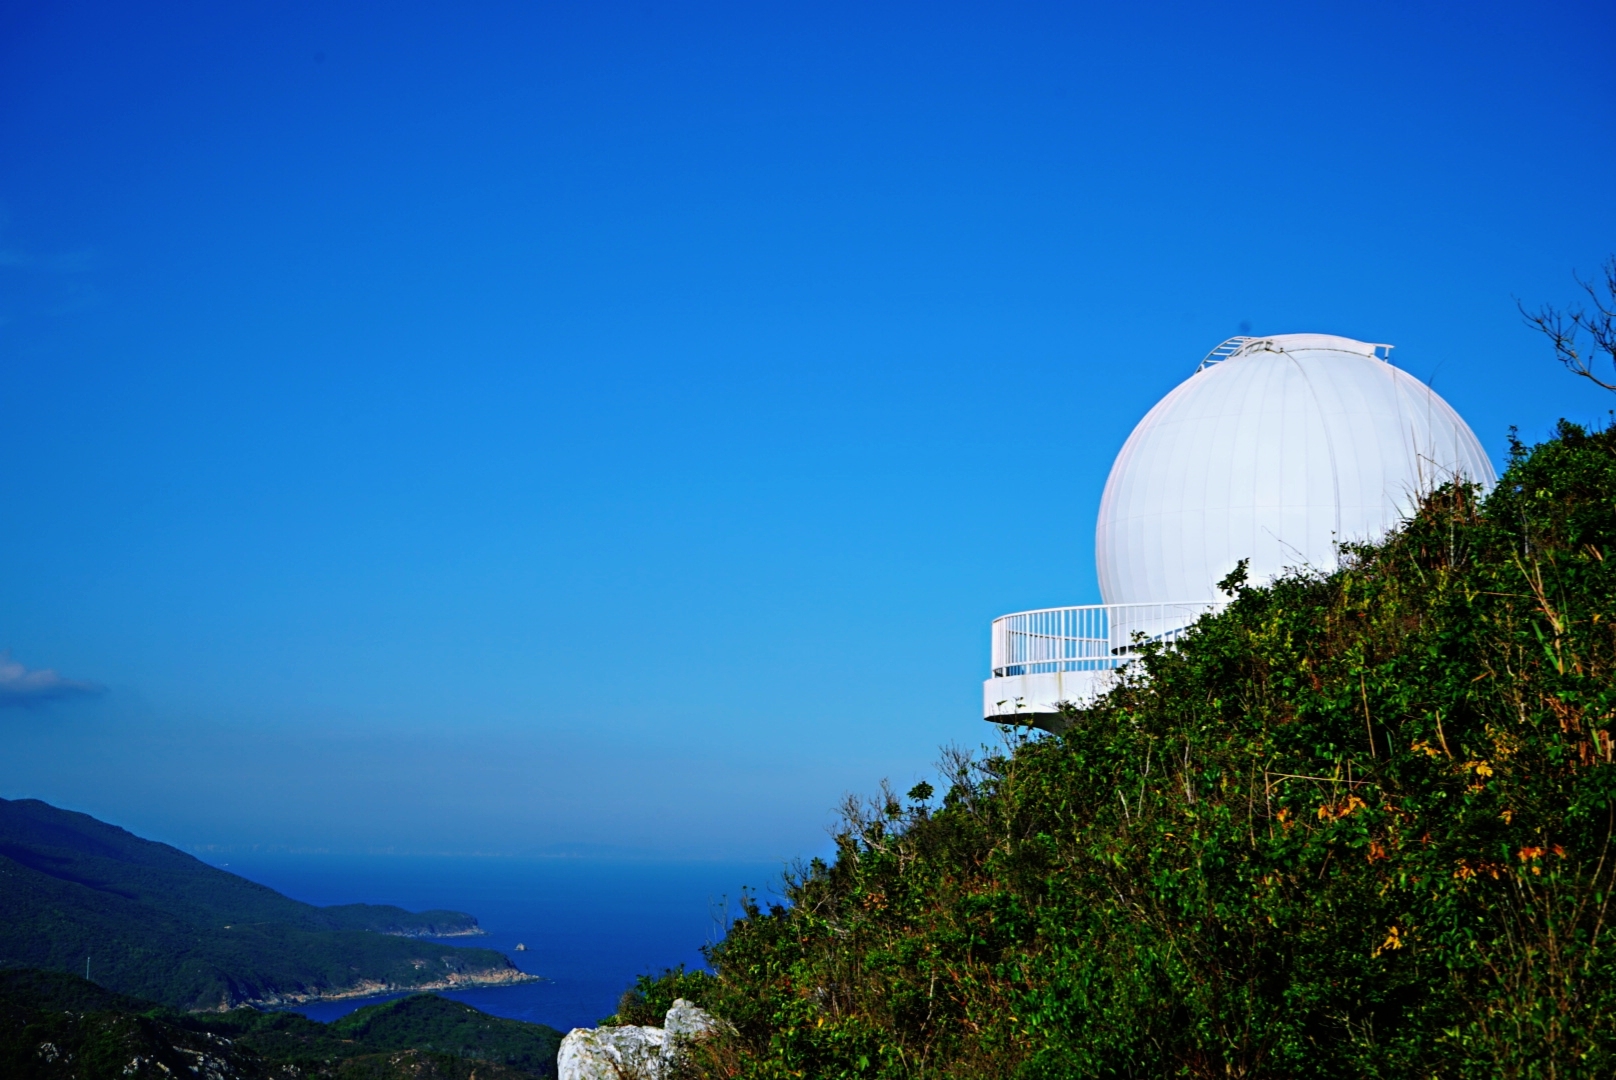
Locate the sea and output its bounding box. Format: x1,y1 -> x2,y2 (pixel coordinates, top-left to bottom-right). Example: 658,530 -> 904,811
200,853 -> 784,1033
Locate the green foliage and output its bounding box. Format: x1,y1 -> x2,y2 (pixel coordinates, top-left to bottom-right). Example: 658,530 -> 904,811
606,965 -> 720,1026
649,421 -> 1616,1078
329,993 -> 562,1072
0,798 -> 516,1010
0,967 -> 159,1017
0,969 -> 561,1078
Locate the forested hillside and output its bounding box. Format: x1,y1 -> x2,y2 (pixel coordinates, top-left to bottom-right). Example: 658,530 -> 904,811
0,799 -> 524,1011
645,421 -> 1616,1078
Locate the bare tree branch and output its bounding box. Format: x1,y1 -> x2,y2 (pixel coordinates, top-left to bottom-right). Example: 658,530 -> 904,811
1520,256 -> 1616,391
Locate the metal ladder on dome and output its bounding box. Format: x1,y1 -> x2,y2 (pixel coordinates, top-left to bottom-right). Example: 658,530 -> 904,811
1196,336 -> 1257,372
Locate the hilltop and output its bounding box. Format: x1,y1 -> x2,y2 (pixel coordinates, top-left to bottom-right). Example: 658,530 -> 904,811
0,798 -> 528,1011
632,421 -> 1616,1077
0,968 -> 563,1079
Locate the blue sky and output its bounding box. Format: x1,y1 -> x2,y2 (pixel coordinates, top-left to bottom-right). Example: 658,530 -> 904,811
1,0 -> 1613,860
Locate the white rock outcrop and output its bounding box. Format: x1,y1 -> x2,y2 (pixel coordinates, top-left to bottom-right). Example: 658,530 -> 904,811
663,998 -> 725,1041
558,999 -> 729,1080
557,1024 -> 667,1080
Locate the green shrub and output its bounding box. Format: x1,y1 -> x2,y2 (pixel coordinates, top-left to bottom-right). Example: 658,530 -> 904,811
649,421 -> 1616,1078
603,965 -> 719,1026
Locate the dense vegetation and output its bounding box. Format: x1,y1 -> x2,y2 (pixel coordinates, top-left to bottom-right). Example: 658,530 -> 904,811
0,798 -> 520,1010
0,968 -> 563,1079
322,992 -> 563,1073
640,421 -> 1616,1078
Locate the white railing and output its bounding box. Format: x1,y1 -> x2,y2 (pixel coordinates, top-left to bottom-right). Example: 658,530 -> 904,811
1195,336 -> 1257,371
990,602 -> 1227,677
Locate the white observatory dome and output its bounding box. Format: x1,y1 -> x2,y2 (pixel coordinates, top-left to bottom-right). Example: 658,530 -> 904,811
1096,333 -> 1496,606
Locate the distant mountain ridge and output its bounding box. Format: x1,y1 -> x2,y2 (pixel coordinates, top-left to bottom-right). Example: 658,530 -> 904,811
0,797 -> 530,1011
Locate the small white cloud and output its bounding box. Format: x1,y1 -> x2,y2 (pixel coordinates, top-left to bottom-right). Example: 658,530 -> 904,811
0,652 -> 103,707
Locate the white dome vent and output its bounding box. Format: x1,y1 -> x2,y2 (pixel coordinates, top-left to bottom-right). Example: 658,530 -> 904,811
1096,333 -> 1495,606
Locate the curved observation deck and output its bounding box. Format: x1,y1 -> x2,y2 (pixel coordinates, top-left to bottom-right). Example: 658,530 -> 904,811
984,601 -> 1225,727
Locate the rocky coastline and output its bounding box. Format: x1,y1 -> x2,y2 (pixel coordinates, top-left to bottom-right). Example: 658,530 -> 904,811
232,966 -> 537,1011
381,925 -> 488,939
